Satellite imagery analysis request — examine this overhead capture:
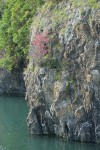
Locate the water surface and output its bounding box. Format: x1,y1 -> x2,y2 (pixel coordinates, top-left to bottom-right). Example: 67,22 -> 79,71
0,96 -> 100,150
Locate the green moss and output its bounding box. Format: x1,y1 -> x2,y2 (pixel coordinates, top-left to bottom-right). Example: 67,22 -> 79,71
72,0 -> 99,9
67,104 -> 72,113
60,27 -> 66,35
54,71 -> 61,81
61,59 -> 68,68
92,2 -> 99,9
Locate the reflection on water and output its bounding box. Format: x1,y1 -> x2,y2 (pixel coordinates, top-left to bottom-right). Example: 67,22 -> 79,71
0,96 -> 100,150
0,145 -> 8,150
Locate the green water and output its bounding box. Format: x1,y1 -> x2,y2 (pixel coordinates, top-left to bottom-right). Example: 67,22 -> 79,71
0,97 -> 100,150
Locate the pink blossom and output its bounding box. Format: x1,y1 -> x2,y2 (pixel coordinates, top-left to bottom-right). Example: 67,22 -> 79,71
33,32 -> 49,59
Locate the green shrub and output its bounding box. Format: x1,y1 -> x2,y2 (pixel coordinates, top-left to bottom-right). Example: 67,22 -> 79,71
41,55 -> 59,69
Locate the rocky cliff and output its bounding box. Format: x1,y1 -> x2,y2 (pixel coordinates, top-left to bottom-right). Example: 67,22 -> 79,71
0,68 -> 25,96
25,0 -> 100,143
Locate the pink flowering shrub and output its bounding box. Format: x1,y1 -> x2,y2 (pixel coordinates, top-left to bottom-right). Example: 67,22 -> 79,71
32,32 -> 50,60
32,31 -> 59,69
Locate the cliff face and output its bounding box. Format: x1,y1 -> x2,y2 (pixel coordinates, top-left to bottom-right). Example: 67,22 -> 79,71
25,0 -> 100,143
0,68 -> 25,96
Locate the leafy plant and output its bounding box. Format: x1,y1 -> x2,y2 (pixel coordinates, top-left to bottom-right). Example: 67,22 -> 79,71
41,55 -> 59,69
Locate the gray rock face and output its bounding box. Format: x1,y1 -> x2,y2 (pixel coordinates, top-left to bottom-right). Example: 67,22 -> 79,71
25,1 -> 100,143
0,68 -> 25,96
